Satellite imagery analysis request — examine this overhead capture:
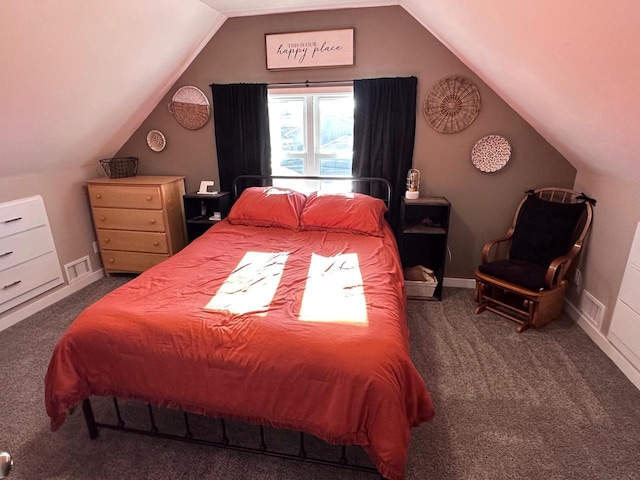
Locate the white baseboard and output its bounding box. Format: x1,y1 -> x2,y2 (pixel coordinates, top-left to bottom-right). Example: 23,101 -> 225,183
443,277 -> 475,289
0,269 -> 105,333
564,299 -> 640,391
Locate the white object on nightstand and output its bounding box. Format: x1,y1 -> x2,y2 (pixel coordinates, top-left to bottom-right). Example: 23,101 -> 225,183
405,169 -> 420,199
197,181 -> 218,195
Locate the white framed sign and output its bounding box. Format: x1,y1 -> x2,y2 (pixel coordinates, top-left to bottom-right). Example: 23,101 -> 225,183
265,29 -> 354,70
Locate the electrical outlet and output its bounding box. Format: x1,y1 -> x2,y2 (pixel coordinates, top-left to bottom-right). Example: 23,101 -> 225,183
92,241 -> 99,254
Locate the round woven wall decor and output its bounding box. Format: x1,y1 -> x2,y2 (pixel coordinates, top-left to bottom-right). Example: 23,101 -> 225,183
471,134 -> 512,172
146,130 -> 166,152
424,76 -> 481,133
168,86 -> 211,130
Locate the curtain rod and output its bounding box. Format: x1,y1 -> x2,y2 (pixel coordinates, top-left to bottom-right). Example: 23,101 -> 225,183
267,79 -> 353,88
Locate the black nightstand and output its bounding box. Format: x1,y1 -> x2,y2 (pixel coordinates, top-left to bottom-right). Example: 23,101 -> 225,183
183,192 -> 231,243
399,197 -> 451,300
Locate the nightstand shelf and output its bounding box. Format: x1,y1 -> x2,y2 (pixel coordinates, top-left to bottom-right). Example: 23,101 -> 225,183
183,192 -> 230,243
402,225 -> 447,235
400,197 -> 451,301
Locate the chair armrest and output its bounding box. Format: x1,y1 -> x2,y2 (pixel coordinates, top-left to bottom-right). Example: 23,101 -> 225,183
544,241 -> 583,288
480,229 -> 514,264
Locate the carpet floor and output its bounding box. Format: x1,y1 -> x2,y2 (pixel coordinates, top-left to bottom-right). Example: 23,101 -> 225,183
1,277 -> 639,479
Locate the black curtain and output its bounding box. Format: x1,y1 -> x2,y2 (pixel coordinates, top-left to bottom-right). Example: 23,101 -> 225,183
210,83 -> 271,193
352,76 -> 417,230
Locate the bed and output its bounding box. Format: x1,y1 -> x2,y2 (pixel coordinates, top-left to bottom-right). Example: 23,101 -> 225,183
45,177 -> 434,480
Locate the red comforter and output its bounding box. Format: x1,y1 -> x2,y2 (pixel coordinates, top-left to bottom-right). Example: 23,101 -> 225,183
45,221 -> 434,480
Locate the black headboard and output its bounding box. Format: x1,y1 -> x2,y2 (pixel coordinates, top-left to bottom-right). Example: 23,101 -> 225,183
231,175 -> 393,209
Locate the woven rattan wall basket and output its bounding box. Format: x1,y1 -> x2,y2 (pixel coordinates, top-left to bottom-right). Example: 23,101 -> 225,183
168,86 -> 211,130
471,134 -> 512,172
424,76 -> 481,134
146,130 -> 166,152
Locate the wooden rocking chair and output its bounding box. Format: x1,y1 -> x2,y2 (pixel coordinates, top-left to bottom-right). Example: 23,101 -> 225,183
474,187 -> 595,332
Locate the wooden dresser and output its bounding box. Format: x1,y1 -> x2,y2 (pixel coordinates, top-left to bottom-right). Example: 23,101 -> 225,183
0,196 -> 63,314
87,176 -> 186,276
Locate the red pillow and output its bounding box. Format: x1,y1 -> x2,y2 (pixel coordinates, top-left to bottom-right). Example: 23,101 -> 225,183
228,186 -> 307,230
300,192 -> 388,237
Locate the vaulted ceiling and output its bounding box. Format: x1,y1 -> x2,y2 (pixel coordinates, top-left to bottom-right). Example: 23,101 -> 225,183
2,0 -> 639,183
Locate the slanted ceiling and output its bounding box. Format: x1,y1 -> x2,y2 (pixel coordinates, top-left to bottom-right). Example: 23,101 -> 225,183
1,0 -> 639,183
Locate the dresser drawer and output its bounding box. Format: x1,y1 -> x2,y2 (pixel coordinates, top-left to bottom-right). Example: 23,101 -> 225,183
609,300 -> 640,370
0,252 -> 62,306
100,250 -> 169,273
92,208 -> 166,232
97,229 -> 169,254
0,196 -> 48,239
88,185 -> 163,210
619,262 -> 640,314
0,226 -> 54,272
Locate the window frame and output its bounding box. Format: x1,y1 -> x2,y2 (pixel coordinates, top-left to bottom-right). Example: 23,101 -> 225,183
268,85 -> 354,179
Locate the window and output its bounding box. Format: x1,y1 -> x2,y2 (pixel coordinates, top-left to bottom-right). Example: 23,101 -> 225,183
268,86 -> 354,191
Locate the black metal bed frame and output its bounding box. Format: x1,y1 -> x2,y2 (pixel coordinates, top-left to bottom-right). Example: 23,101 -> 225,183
82,398 -> 379,476
79,175 -> 394,477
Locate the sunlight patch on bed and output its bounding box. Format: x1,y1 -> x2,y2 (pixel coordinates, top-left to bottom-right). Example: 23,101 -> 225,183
204,252 -> 289,316
299,253 -> 368,324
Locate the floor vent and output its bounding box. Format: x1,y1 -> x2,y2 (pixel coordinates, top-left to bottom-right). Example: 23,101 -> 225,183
64,255 -> 92,285
579,289 -> 605,329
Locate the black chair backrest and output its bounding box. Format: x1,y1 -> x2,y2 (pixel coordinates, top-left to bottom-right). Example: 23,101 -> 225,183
509,191 -> 589,267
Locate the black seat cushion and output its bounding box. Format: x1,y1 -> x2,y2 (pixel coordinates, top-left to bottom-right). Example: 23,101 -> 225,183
478,259 -> 548,291
509,195 -> 586,267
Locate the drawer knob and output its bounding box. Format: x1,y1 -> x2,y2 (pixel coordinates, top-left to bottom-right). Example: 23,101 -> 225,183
109,258 -> 115,263
100,216 -> 106,221
104,238 -> 110,243
150,219 -> 157,224
153,241 -> 159,246
146,196 -> 153,201
2,217 -> 22,224
96,194 -> 102,199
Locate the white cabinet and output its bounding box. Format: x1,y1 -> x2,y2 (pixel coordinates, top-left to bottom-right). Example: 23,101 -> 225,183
0,196 -> 63,314
608,222 -> 640,370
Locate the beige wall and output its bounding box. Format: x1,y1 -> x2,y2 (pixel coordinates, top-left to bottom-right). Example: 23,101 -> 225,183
0,4 -> 633,343
118,6 -> 576,279
568,171 -> 640,334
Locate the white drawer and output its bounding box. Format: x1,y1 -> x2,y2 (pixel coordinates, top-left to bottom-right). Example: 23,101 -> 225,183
0,252 -> 62,307
0,196 -> 48,239
629,223 -> 640,265
619,262 -> 640,314
0,226 -> 54,273
609,300 -> 640,371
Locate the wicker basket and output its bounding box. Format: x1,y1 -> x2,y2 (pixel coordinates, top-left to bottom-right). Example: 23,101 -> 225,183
404,266 -> 438,298
99,157 -> 138,178
405,279 -> 438,298
424,76 -> 481,134
169,102 -> 210,130
168,86 -> 211,130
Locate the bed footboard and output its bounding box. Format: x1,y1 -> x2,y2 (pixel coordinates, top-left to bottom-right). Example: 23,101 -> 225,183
81,397 -> 380,477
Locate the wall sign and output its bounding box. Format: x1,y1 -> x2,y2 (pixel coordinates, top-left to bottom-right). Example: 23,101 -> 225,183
265,29 -> 354,70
